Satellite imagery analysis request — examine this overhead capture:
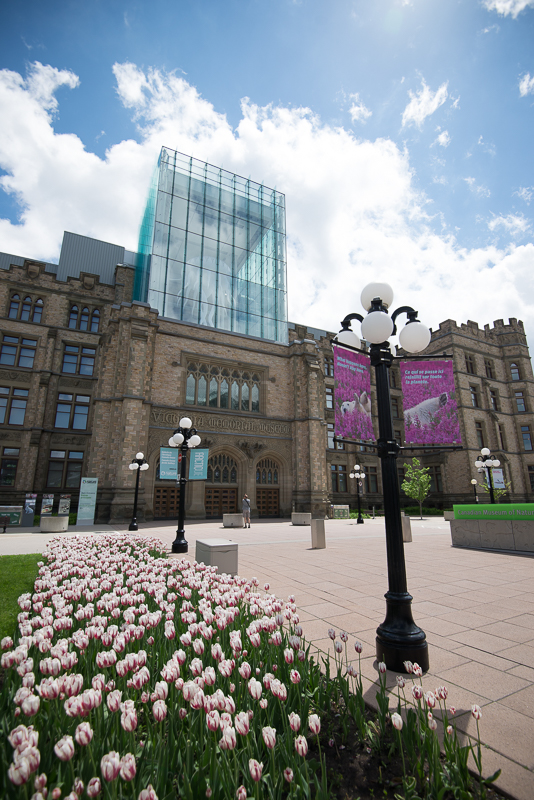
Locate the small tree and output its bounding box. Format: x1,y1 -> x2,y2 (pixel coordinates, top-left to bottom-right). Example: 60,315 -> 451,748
478,474 -> 511,503
402,458 -> 431,519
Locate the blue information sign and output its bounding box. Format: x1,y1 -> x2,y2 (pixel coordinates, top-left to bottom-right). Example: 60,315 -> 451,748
189,449 -> 209,480
160,448 -> 179,480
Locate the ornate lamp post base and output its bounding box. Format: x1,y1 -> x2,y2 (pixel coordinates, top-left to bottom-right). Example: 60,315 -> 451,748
171,536 -> 188,554
376,591 -> 429,672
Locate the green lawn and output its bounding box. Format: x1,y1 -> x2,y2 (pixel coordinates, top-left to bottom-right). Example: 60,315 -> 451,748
0,554 -> 41,642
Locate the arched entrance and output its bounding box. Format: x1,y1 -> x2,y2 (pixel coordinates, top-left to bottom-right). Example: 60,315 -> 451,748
205,453 -> 238,518
256,457 -> 280,517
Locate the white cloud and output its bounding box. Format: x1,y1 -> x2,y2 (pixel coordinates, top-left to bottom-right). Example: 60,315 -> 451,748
402,79 -> 449,128
464,177 -> 491,198
488,213 -> 531,236
432,129 -> 451,148
1,61 -> 534,349
519,73 -> 534,96
482,0 -> 534,17
515,186 -> 534,204
348,93 -> 372,123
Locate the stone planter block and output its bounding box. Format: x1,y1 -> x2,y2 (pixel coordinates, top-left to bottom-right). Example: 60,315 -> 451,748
40,517 -> 69,533
292,512 -> 311,526
402,515 -> 412,542
195,539 -> 238,575
223,514 -> 244,528
311,518 -> 326,549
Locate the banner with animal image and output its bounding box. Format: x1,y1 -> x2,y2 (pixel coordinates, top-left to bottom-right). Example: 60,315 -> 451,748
333,345 -> 375,442
400,360 -> 461,444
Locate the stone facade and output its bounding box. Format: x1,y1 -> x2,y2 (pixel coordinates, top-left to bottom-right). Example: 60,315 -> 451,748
1,253 -> 533,522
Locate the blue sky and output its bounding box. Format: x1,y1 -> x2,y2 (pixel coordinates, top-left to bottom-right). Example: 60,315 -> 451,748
1,0 -> 534,340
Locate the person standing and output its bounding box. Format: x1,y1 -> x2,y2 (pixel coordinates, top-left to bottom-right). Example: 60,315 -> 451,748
242,494 -> 251,528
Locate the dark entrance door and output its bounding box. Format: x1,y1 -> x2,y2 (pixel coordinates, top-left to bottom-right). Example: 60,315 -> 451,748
205,487 -> 237,518
256,487 -> 279,517
153,487 -> 180,519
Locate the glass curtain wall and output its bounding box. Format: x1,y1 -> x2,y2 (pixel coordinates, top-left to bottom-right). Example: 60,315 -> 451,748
136,147 -> 287,343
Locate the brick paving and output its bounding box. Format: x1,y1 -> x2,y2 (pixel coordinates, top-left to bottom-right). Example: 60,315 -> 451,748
2,516 -> 534,799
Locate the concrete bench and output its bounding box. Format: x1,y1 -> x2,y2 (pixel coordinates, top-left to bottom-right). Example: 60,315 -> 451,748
195,539 -> 238,575
40,517 -> 69,533
291,512 -> 311,526
401,513 -> 412,543
223,513 -> 244,528
311,518 -> 326,549
450,519 -> 534,552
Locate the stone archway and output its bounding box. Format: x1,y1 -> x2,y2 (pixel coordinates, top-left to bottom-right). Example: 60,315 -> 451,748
205,452 -> 240,518
255,456 -> 281,517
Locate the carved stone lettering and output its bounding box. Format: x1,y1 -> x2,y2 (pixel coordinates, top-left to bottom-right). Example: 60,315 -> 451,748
0,370 -> 32,383
150,409 -> 291,437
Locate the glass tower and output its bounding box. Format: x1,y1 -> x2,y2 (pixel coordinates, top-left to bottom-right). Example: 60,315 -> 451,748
135,147 -> 287,343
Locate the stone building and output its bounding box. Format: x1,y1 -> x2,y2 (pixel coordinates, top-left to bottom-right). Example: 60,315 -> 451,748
2,242 -> 534,521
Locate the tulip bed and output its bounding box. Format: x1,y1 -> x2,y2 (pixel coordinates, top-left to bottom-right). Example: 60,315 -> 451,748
0,535 -> 501,800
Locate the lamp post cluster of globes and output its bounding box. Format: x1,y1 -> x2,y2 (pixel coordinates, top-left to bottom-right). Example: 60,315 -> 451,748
128,418 -> 202,552
473,448 -> 500,505
349,464 -> 366,524
337,282 -> 432,672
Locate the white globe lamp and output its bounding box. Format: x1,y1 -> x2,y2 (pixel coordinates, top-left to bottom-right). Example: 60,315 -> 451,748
398,321 -> 431,354
361,282 -> 394,311
361,311 -> 394,344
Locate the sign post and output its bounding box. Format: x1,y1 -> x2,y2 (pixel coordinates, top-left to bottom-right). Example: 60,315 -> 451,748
22,494 -> 37,527
58,494 -> 72,517
40,494 -> 54,516
77,478 -> 98,526
159,447 -> 180,480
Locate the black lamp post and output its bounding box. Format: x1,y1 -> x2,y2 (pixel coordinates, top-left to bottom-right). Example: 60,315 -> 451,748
128,452 -> 149,531
470,478 -> 479,503
168,417 -> 201,554
337,282 -> 431,673
475,448 -> 500,504
349,465 -> 366,524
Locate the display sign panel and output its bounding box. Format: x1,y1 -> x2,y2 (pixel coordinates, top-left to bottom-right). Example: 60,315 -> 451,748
77,478 -> 98,525
58,495 -> 72,516
189,449 -> 209,480
454,503 -> 534,521
160,447 -> 179,480
401,360 -> 461,445
40,494 -> 54,516
22,494 -> 37,526
333,345 -> 375,442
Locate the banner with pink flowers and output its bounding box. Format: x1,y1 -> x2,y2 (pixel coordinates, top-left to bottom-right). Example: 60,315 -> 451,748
401,360 -> 461,445
333,345 -> 375,442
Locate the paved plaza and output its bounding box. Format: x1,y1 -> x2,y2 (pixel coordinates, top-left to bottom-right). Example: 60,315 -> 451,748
2,516 -> 534,799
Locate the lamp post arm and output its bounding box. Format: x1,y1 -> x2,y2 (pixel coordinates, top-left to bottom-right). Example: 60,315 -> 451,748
390,306 -> 418,336
340,313 -> 364,331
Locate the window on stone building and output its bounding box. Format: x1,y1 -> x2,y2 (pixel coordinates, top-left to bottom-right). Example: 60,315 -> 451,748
326,387 -> 334,409
0,335 -> 37,369
490,389 -> 500,412
185,362 -> 261,413
521,426 -> 533,452
324,356 -> 334,377
207,454 -> 238,484
327,423 -> 344,450
0,447 -> 20,486
331,464 -> 347,492
61,345 -> 96,376
398,467 -> 405,492
484,359 -> 495,379
365,466 -> 378,493
475,421 -> 485,450
68,306 -> 100,332
498,424 -> 507,451
46,450 -> 84,488
394,429 -> 402,446
54,394 -> 91,430
8,294 -> 43,323
515,392 -> 527,413
465,354 -> 476,374
428,466 -> 443,493
528,465 -> 534,492
391,397 -> 400,418
390,370 -> 397,388
470,385 -> 481,408
256,458 -> 279,485
510,363 -> 521,381
0,387 -> 29,425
